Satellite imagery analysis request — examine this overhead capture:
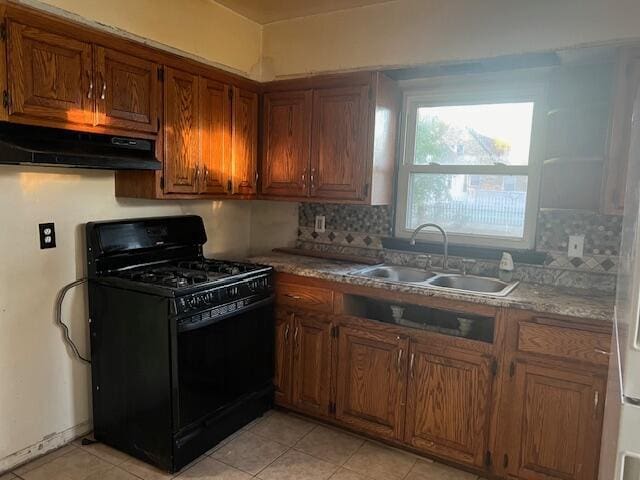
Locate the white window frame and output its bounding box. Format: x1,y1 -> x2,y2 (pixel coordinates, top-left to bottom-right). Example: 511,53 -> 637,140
395,78 -> 547,250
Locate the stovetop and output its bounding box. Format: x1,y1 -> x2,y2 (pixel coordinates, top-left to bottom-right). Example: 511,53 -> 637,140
99,258 -> 272,296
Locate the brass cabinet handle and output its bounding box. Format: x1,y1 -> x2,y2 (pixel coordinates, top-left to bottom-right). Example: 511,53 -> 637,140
409,353 -> 415,375
284,293 -> 302,300
594,348 -> 611,356
294,327 -> 299,344
397,348 -> 403,371
87,81 -> 93,99
100,81 -> 106,100
284,324 -> 290,343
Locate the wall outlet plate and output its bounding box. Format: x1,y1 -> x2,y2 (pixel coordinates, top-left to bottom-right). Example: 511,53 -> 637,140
315,215 -> 326,233
568,234 -> 584,258
39,222 -> 56,249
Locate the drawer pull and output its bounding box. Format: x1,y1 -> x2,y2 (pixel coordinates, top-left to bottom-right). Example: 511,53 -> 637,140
397,348 -> 403,371
294,327 -> 299,344
284,324 -> 290,343
284,293 -> 302,300
409,353 -> 415,376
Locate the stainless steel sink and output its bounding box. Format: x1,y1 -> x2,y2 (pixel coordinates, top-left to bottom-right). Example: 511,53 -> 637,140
352,265 -> 436,283
427,274 -> 519,296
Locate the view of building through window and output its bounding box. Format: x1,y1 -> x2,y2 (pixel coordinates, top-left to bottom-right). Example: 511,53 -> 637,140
404,102 -> 535,242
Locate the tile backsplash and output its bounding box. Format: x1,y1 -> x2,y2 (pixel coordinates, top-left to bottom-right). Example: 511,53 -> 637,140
297,203 -> 622,291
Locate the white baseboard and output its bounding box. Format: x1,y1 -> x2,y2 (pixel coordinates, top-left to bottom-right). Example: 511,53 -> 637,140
0,421 -> 92,474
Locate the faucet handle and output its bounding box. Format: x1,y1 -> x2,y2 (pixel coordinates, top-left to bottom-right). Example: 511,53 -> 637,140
461,258 -> 477,276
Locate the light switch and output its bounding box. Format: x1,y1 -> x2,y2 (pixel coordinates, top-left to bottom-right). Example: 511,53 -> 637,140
568,235 -> 584,258
315,215 -> 326,233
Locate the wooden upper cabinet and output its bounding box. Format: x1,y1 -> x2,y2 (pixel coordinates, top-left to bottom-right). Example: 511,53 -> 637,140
335,325 -> 408,440
199,77 -> 230,195
506,360 -> 605,480
7,20 -> 94,126
291,312 -> 333,417
261,73 -> 399,205
261,90 -> 312,197
164,67 -> 199,194
404,343 -> 492,467
231,87 -> 258,196
311,86 -> 370,200
94,46 -> 159,133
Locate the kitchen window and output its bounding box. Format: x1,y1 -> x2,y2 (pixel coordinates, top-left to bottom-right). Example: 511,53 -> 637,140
395,82 -> 545,249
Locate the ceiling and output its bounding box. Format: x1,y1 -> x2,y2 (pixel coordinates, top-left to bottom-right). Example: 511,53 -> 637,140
214,0 -> 394,24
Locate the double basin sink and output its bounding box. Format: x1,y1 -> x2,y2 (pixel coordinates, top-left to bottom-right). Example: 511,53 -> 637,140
350,265 -> 519,297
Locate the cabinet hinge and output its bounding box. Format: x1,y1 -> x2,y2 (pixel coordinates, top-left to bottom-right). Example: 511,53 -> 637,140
0,23 -> 6,41
331,325 -> 339,338
491,359 -> 498,377
509,361 -> 515,378
485,451 -> 492,467
157,68 -> 164,81
503,453 -> 509,468
2,90 -> 9,110
329,402 -> 336,414
160,176 -> 165,190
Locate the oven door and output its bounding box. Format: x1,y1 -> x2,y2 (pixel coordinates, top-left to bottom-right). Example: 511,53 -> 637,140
176,301 -> 274,431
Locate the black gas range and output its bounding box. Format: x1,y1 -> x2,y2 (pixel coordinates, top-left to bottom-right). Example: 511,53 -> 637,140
86,215 -> 275,473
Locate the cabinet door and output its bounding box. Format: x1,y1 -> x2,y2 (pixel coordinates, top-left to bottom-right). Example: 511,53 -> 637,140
335,325 -> 408,440
94,46 -> 159,133
7,20 -> 93,126
199,77 -> 230,195
291,311 -> 333,417
507,361 -> 605,480
274,310 -> 293,405
404,343 -> 492,467
164,67 -> 199,194
310,86 -> 370,200
231,87 -> 258,196
262,90 -> 312,197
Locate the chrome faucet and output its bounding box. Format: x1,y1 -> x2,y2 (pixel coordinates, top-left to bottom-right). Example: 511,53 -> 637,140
409,223 -> 448,271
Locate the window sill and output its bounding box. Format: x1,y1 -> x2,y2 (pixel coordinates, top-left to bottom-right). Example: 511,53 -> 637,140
381,237 -> 547,265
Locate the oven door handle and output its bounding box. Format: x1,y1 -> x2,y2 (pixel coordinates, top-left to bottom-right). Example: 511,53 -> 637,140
177,294 -> 275,333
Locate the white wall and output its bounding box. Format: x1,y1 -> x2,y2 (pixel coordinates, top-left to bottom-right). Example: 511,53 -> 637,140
262,0 -> 640,78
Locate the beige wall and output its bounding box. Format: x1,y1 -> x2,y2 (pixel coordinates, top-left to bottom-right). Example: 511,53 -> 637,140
27,0 -> 263,77
262,0 -> 640,78
0,168 -> 297,466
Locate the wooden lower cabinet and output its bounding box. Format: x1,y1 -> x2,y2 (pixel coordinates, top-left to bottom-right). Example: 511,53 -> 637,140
291,312 -> 333,416
404,342 -> 493,467
504,360 -> 606,480
274,308 -> 333,417
335,325 -> 409,441
274,310 -> 293,405
272,279 -> 609,480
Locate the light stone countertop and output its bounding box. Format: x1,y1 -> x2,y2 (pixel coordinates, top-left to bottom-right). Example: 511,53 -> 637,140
248,253 -> 615,324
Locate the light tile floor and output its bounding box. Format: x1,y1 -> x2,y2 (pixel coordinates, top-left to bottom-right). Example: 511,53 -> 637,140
2,411 -> 481,480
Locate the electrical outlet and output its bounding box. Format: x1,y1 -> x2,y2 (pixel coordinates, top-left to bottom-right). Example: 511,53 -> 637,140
315,215 -> 326,233
39,222 -> 56,249
568,234 -> 584,258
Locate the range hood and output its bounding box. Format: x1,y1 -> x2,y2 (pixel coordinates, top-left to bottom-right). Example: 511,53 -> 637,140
0,122 -> 161,170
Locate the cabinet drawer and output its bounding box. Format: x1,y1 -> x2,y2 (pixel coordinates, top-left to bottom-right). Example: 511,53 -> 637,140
276,283 -> 334,313
517,321 -> 611,366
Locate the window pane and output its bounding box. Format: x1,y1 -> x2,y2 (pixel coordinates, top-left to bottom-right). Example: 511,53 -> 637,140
407,173 -> 528,238
413,103 -> 534,166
